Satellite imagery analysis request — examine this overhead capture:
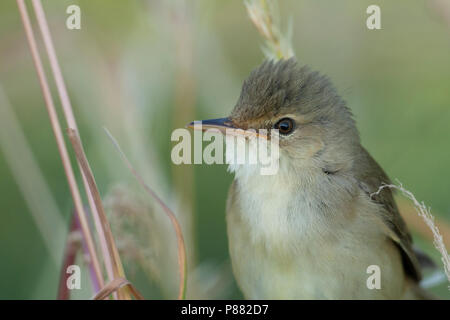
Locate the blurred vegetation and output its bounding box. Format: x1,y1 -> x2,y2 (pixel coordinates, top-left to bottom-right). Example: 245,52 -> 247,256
0,0 -> 449,299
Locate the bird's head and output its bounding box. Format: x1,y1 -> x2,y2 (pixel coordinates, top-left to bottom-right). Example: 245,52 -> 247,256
189,58 -> 360,176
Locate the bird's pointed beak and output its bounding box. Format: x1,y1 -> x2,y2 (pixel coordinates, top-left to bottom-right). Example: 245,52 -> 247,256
186,117 -> 234,134
186,117 -> 268,139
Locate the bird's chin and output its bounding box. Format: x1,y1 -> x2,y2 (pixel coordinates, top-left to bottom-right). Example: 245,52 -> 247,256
227,162 -> 262,180
225,139 -> 261,178
225,135 -> 281,177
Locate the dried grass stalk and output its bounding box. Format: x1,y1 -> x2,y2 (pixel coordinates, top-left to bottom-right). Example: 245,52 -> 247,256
93,277 -> 144,300
67,128 -> 131,299
245,0 -> 294,59
399,199 -> 450,249
30,0 -> 116,290
372,181 -> 450,289
16,0 -> 104,289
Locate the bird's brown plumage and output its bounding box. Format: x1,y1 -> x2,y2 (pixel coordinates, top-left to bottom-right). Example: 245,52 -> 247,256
214,59 -> 432,299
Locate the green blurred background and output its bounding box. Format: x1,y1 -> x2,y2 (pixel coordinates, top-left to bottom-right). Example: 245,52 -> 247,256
0,0 -> 449,299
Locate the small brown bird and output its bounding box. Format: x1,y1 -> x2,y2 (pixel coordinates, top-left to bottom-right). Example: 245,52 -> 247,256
191,58 -> 432,299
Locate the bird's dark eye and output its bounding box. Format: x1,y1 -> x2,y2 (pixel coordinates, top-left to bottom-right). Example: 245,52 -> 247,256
274,118 -> 295,135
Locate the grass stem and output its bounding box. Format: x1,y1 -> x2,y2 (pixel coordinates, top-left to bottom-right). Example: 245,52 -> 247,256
104,127 -> 188,299
16,0 -> 105,290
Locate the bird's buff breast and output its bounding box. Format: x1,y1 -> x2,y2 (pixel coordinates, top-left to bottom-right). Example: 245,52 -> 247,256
226,167 -> 404,299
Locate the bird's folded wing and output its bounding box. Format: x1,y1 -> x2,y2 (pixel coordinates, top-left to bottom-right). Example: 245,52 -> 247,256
356,147 -> 422,282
